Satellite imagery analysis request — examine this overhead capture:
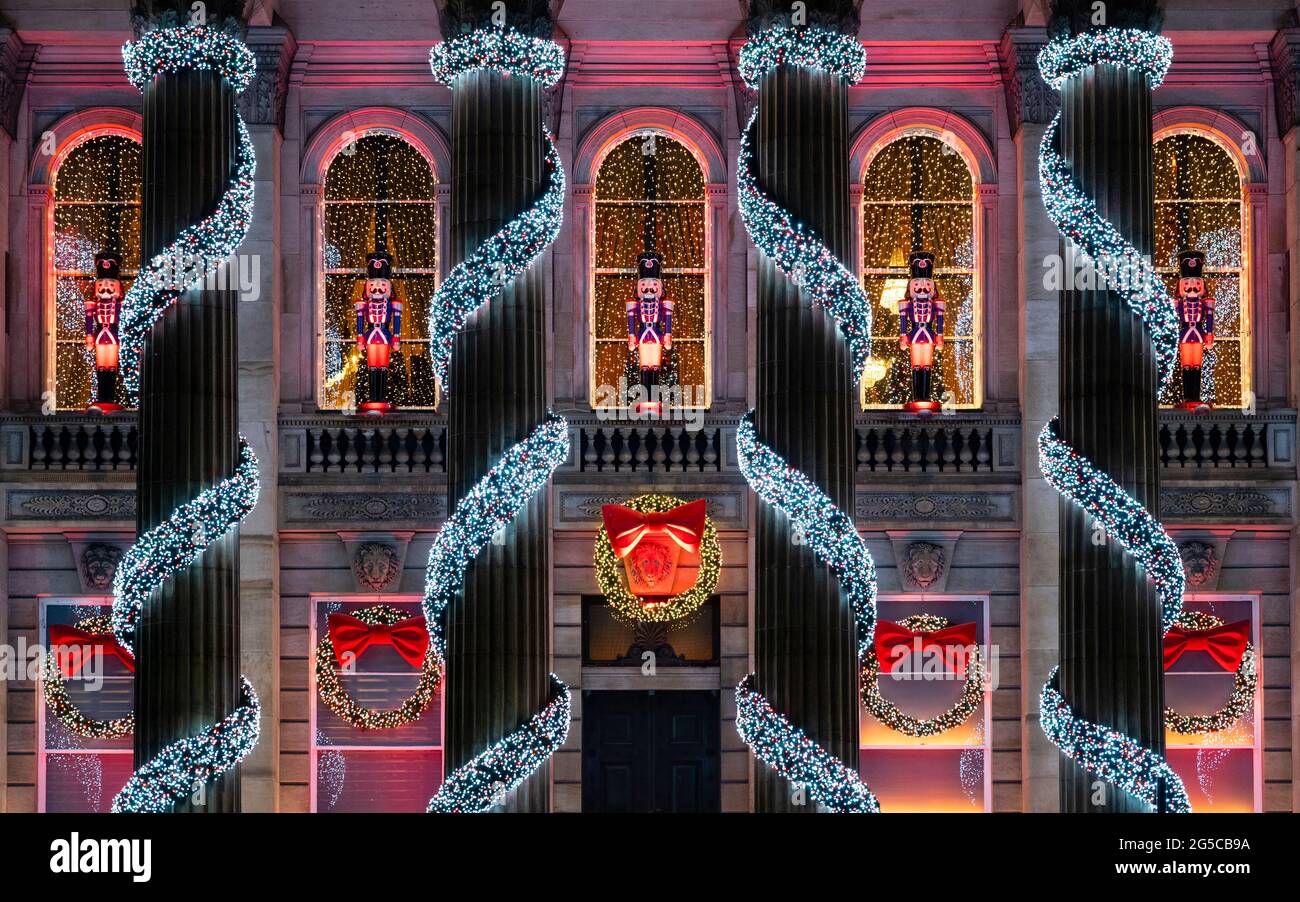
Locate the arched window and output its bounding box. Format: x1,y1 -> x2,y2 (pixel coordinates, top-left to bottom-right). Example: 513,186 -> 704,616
51,134 -> 141,411
590,132 -> 709,409
320,133 -> 439,410
859,132 -> 980,409
1154,130 -> 1249,409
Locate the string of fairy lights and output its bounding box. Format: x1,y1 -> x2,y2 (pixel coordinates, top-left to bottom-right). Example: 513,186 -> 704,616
1036,26 -> 1192,813
860,133 -> 978,408
322,133 -> 440,410
736,25 -> 872,384
314,604 -> 442,731
421,413 -> 572,812
735,412 -> 881,812
732,24 -> 884,812
108,23 -> 263,814
420,26 -> 571,813
427,26 -> 566,396
593,493 -> 721,624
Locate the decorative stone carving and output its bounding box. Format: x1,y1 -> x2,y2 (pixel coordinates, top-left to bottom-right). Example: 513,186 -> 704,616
0,29 -> 28,140
1161,488 -> 1290,520
285,492 -> 445,524
557,489 -> 745,527
6,490 -> 137,522
901,541 -> 946,589
81,544 -> 123,591
1000,27 -> 1059,135
1178,541 -> 1219,588
857,491 -> 1014,523
237,26 -> 295,130
352,543 -> 401,591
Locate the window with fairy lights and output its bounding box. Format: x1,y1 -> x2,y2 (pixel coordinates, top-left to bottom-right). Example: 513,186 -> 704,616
1164,594 -> 1262,812
310,597 -> 443,812
1154,131 -> 1251,409
590,132 -> 710,409
320,133 -> 439,411
39,598 -> 134,812
858,595 -> 991,812
859,133 -> 980,409
49,134 -> 141,412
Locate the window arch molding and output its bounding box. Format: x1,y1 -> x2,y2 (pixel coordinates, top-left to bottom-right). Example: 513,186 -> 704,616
1152,107 -> 1266,408
849,108 -> 997,410
298,109 -> 450,411
28,108 -> 143,411
572,107 -> 728,409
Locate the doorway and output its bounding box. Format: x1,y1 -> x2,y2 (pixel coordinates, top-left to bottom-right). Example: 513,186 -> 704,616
582,690 -> 720,812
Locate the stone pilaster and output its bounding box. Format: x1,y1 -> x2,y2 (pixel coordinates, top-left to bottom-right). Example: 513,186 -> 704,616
1271,25 -> 1300,814
1003,25 -> 1061,813
237,23 -> 294,812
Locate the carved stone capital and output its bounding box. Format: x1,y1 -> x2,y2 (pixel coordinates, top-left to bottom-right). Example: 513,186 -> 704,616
237,25 -> 296,131
999,27 -> 1059,135
1270,28 -> 1300,136
0,29 -> 30,140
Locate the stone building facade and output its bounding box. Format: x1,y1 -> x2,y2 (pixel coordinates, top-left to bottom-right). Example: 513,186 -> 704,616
0,0 -> 1295,813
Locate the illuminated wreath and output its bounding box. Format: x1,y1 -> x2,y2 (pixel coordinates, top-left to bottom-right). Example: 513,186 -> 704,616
860,613 -> 984,738
40,614 -> 134,739
594,493 -> 721,624
315,604 -> 442,730
1164,610 -> 1256,735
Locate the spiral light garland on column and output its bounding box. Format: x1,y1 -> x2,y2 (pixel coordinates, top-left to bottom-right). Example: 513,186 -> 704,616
731,24 -> 879,812
119,24 -> 257,404
735,414 -> 880,812
1035,27 -> 1191,813
427,26 -> 566,394
106,24 -> 263,813
422,26 -> 571,813
735,25 -> 872,382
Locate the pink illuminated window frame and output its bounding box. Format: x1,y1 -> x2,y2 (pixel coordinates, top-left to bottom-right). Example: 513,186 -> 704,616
308,595 -> 444,813
858,593 -> 993,813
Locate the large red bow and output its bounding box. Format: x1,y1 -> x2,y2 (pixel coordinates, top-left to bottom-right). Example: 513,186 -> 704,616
48,624 -> 136,677
874,620 -> 978,673
1162,619 -> 1250,672
328,613 -> 430,668
601,499 -> 707,559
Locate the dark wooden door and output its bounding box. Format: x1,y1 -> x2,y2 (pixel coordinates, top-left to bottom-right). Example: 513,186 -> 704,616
583,690 -> 720,813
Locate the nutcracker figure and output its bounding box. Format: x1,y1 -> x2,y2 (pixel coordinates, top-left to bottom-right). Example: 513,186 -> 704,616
354,251 -> 402,414
626,251 -> 674,415
84,252 -> 124,413
898,251 -> 946,414
1174,249 -> 1215,411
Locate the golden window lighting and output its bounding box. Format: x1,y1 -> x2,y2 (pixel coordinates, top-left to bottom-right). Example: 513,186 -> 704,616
589,132 -> 710,409
50,134 -> 142,411
859,133 -> 980,410
320,132 -> 439,411
1153,130 -> 1250,410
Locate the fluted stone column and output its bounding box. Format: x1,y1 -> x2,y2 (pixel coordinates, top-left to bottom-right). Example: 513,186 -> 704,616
133,8 -> 246,813
751,13 -> 858,813
1055,13 -> 1164,812
443,6 -> 553,812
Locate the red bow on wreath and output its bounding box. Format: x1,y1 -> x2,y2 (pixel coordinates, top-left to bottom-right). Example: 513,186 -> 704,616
328,613 -> 430,668
1162,619 -> 1250,672
874,620 -> 978,673
48,624 -> 136,677
601,499 -> 707,559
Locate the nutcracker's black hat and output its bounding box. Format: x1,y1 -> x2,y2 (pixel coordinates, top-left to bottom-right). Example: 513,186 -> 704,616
637,251 -> 663,281
1178,250 -> 1206,279
366,252 -> 394,281
908,252 -> 936,281
93,252 -> 122,282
